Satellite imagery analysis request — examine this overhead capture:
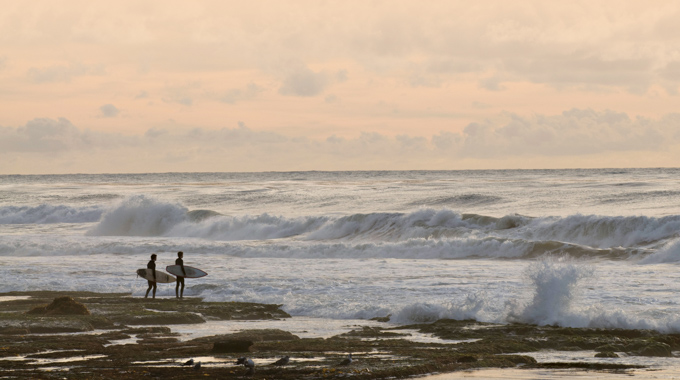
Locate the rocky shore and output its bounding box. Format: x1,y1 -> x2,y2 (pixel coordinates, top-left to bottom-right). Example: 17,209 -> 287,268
1,291 -> 677,379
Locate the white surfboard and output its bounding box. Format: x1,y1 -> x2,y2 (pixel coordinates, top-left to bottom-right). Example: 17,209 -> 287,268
166,265 -> 208,278
136,268 -> 176,283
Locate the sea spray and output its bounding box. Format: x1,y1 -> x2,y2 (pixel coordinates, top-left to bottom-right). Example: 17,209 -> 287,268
509,257 -> 593,326
391,293 -> 490,324
638,238 -> 680,264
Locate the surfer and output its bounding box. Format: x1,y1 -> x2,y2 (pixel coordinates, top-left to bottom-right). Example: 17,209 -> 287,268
175,251 -> 187,298
145,254 -> 158,299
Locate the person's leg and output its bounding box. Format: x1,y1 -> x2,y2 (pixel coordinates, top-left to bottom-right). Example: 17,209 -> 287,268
152,283 -> 157,299
146,281 -> 153,298
175,279 -> 180,298
180,278 -> 185,298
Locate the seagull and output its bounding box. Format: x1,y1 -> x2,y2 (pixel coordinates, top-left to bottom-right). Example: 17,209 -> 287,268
181,358 -> 194,366
236,357 -> 255,376
272,355 -> 290,366
194,361 -> 201,370
244,358 -> 255,369
338,353 -> 352,366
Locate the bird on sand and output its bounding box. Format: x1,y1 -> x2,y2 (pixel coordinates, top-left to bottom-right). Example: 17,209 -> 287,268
181,358 -> 194,366
337,353 -> 352,366
236,357 -> 255,376
194,361 -> 201,370
272,355 -> 290,366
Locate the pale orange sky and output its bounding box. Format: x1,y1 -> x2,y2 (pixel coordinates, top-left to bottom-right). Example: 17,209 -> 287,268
2,1 -> 680,174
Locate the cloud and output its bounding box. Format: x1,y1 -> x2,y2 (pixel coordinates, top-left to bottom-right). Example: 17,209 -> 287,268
456,109 -> 668,157
279,64 -> 330,97
26,63 -> 105,83
220,83 -> 264,104
99,104 -> 120,118
0,118 -> 131,154
3,109 -> 680,173
135,91 -> 149,99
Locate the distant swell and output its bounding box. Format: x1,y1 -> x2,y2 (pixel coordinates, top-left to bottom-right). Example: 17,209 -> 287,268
0,204 -> 103,224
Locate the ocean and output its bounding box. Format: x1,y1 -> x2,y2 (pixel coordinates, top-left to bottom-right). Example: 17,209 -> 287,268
3,168 -> 680,336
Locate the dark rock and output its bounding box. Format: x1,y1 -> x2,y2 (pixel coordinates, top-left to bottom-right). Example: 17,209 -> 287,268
213,339 -> 254,353
26,296 -> 90,315
193,329 -> 300,344
118,312 -> 205,325
457,355 -> 477,363
595,351 -> 619,358
635,342 -> 672,357
595,344 -> 625,352
0,327 -> 29,335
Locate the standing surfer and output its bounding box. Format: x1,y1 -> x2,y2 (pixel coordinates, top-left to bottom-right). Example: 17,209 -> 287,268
175,251 -> 187,298
145,254 -> 158,299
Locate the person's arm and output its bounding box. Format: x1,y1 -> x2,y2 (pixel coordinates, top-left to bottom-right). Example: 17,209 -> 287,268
180,259 -> 186,277
152,261 -> 156,281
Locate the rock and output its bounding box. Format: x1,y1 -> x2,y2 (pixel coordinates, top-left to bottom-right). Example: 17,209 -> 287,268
635,342 -> 672,357
212,340 -> 254,353
118,312 -> 205,325
595,351 -> 619,358
193,329 -> 300,344
0,327 -> 29,335
457,355 -> 477,363
26,296 -> 90,316
595,344 -> 625,352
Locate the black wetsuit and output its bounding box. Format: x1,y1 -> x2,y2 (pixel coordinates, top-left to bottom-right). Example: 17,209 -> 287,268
175,257 -> 185,298
145,259 -> 157,298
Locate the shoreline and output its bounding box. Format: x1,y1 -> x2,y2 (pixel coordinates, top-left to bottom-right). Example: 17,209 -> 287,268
1,291 -> 677,379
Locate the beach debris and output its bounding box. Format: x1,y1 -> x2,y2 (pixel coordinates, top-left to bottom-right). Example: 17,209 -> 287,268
337,353 -> 352,366
181,358 -> 194,366
272,355 -> 290,366
25,296 -> 90,316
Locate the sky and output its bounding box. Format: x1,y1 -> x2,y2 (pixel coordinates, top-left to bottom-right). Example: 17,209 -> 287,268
2,1 -> 680,174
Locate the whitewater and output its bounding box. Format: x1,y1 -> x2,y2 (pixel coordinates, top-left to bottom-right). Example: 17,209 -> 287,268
3,169 -> 680,334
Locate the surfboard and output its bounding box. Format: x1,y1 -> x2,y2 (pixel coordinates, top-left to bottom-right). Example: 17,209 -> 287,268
136,268 -> 176,283
165,265 -> 208,278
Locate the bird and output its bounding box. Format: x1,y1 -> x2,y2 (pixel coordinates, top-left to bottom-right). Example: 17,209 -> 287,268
338,353 -> 352,366
236,357 -> 255,376
272,355 -> 290,366
181,358 -> 194,366
193,361 -> 201,370
244,358 -> 255,369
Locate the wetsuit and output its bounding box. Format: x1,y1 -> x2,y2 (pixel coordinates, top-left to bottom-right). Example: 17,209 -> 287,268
175,257 -> 185,298
145,259 -> 157,298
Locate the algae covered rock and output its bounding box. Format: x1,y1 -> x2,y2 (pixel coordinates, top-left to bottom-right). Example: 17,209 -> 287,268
595,351 -> 619,358
25,296 -> 90,316
212,339 -> 254,353
634,342 -> 672,357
